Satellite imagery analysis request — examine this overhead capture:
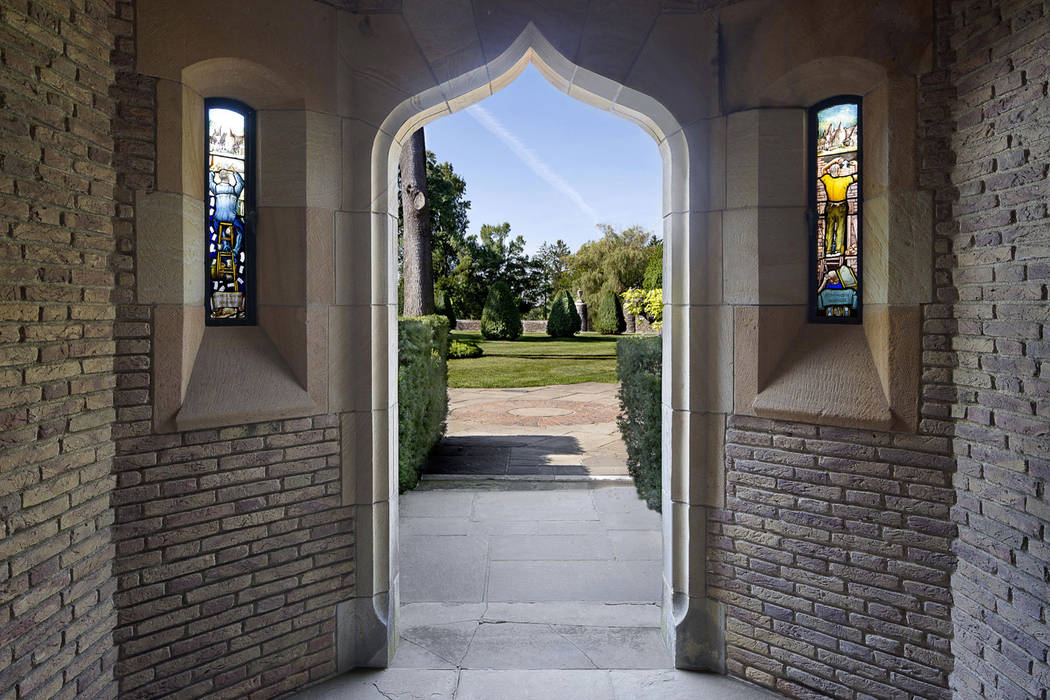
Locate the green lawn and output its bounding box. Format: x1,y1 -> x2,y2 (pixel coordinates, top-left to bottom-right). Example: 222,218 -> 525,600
447,331 -> 619,388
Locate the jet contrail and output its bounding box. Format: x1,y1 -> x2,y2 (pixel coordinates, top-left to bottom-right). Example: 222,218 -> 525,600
466,104 -> 600,225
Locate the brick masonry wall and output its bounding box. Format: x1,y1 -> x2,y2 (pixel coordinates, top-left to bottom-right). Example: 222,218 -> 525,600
710,5 -> 968,697
0,1 -> 120,698
711,418 -> 957,699
939,1 -> 1050,698
111,419 -> 351,698
108,1 -> 355,696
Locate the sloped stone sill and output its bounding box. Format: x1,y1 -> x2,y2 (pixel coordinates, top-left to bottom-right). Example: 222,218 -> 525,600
752,323 -> 894,431
175,326 -> 319,431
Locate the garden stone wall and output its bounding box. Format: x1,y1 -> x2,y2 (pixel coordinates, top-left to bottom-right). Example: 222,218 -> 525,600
455,318 -> 657,335
455,319 -> 547,333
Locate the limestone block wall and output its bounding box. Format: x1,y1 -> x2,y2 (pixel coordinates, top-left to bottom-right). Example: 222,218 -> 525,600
938,1 -> 1050,697
107,1 -> 356,696
712,419 -> 956,699
0,1 -> 120,698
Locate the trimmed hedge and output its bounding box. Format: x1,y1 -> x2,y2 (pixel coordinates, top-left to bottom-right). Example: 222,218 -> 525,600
398,315 -> 449,492
480,281 -> 522,340
546,289 -> 581,337
616,335 -> 662,511
594,288 -> 626,335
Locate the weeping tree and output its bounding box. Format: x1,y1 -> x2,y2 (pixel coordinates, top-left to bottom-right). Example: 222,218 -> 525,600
399,128 -> 434,316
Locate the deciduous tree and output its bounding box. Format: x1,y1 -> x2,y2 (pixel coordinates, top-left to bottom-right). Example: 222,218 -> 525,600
399,129 -> 434,316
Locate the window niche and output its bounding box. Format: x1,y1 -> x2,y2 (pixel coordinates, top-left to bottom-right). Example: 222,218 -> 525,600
731,74 -> 929,433
143,60 -> 334,433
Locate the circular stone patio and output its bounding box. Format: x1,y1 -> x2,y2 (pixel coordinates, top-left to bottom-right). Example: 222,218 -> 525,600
424,383 -> 629,479
454,399 -> 620,427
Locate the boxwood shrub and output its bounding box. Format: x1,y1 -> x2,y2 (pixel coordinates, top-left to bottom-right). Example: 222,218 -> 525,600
546,289 -> 581,337
448,338 -> 483,359
616,335 -> 662,511
594,288 -> 626,335
398,315 -> 449,492
434,288 -> 457,329
480,281 -> 522,340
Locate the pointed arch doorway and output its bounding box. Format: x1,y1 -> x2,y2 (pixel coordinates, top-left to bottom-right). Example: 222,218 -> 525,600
339,22 -> 727,674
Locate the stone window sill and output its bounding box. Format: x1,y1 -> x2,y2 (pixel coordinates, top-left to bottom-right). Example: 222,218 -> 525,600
175,326 -> 319,432
751,323 -> 894,431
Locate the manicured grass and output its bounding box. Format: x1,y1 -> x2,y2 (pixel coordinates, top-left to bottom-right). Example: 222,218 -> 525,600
447,331 -> 619,388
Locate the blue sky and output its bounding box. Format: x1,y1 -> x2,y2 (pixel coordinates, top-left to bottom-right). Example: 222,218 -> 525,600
424,65 -> 662,255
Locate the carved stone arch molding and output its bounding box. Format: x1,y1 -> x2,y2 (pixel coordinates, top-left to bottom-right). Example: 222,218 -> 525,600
342,19 -> 729,671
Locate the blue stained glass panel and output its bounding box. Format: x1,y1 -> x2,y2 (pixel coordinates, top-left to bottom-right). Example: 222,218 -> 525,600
207,105 -> 250,322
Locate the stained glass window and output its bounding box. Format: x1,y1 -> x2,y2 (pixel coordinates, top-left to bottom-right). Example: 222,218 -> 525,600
810,96 -> 861,322
205,98 -> 255,324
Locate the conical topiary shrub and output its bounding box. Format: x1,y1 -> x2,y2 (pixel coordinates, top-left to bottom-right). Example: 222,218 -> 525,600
434,288 -> 457,330
546,289 -> 581,337
593,288 -> 626,335
480,281 -> 522,340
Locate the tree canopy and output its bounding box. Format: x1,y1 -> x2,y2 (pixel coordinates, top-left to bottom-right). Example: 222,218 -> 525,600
399,150 -> 661,324
565,224 -> 656,302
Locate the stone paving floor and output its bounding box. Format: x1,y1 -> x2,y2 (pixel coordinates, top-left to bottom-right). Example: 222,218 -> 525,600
289,385 -> 779,699
425,384 -> 629,479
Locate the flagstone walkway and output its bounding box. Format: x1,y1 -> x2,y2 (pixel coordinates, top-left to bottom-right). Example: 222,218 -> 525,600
289,384 -> 779,698
293,482 -> 778,699
424,384 -> 629,480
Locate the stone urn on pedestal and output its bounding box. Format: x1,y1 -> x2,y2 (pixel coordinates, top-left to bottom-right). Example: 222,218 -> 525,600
574,289 -> 588,332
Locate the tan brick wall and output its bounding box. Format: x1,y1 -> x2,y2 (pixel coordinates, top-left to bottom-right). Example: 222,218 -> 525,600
107,1 -> 355,696
940,1 -> 1050,697
0,0 -> 119,697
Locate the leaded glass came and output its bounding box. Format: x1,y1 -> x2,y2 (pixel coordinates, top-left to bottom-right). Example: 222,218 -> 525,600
810,97 -> 861,322
206,100 -> 254,324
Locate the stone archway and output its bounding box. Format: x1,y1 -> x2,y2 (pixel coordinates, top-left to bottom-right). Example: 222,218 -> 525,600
339,22 -> 728,673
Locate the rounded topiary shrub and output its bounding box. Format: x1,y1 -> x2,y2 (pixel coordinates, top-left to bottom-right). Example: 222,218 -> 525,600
546,289 -> 581,337
434,288 -> 457,330
480,281 -> 522,340
593,288 -> 626,335
448,339 -> 483,359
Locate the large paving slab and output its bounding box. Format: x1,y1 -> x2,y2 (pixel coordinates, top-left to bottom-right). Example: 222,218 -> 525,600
292,669 -> 784,699
396,484 -> 668,672
291,484 -> 780,698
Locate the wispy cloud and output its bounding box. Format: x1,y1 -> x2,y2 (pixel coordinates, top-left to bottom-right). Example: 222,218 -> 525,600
466,104 -> 599,224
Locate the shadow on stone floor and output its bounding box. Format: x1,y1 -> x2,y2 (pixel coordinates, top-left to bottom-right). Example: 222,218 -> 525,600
424,434 -> 591,476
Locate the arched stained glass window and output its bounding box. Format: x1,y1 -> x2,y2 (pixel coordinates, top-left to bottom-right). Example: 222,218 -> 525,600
205,98 -> 255,325
809,96 -> 862,323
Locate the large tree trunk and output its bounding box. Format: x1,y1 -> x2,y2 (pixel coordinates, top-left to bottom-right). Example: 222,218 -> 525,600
400,128 -> 434,316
